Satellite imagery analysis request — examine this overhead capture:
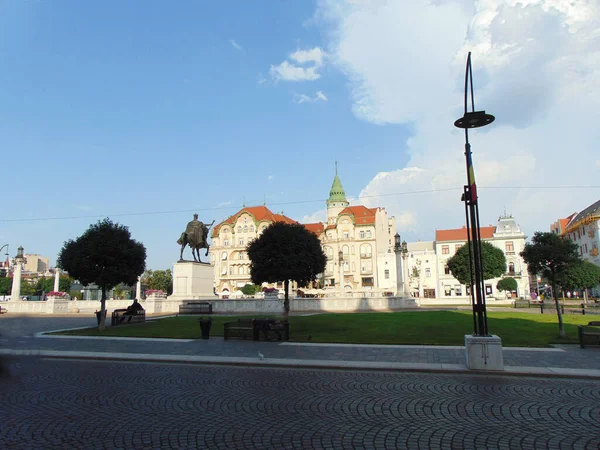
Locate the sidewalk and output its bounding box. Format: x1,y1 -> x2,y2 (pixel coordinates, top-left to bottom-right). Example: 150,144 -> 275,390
2,332 -> 600,380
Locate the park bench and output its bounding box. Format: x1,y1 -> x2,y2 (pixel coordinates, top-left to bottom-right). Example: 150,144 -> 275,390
223,319 -> 255,340
578,321 -> 600,349
179,302 -> 213,315
253,318 -> 290,342
111,308 -> 146,326
0,305 -> 7,314
223,319 -> 290,341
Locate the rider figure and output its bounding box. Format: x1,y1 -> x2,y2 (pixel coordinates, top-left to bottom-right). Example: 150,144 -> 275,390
186,214 -> 208,246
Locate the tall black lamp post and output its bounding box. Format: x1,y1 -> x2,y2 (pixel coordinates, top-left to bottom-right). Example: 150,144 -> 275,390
454,52 -> 495,337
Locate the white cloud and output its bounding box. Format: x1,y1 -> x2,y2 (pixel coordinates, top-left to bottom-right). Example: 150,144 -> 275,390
302,209 -> 327,224
270,47 -> 326,82
315,0 -> 600,240
268,175 -> 273,181
293,90 -> 328,104
229,39 -> 242,51
290,47 -> 326,66
270,61 -> 321,82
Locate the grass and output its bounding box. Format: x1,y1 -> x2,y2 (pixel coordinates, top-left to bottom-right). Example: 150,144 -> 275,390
53,311 -> 595,347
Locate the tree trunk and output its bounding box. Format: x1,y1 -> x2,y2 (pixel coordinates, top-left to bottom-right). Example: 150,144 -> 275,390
584,289 -> 588,304
283,280 -> 289,319
551,278 -> 565,338
99,286 -> 107,330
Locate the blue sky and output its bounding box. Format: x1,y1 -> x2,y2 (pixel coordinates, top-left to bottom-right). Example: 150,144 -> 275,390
1,1 -> 599,269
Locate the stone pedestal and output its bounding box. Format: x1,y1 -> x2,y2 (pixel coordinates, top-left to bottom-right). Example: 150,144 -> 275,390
167,261 -> 216,302
465,334 -> 504,371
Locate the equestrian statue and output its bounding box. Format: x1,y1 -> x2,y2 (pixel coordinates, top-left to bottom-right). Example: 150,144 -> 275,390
177,214 -> 215,262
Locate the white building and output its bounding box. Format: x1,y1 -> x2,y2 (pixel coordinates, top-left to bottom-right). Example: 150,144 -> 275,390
432,214 -> 530,300
403,241 -> 437,298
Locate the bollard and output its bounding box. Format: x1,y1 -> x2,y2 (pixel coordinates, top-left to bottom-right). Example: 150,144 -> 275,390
582,303 -> 586,315
561,305 -> 565,315
540,303 -> 544,314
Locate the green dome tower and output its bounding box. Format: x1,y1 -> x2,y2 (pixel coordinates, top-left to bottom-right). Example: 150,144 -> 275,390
326,163 -> 349,224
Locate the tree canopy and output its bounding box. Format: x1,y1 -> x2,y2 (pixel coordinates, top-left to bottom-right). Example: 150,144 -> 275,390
446,241 -> 507,286
241,284 -> 261,296
0,277 -> 12,295
247,222 -> 326,317
496,277 -> 518,293
520,231 -> 580,337
57,218 -> 146,328
557,260 -> 600,293
34,276 -> 72,295
141,269 -> 173,295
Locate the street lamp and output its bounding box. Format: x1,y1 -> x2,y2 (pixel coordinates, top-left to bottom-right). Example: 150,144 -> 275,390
0,244 -> 8,276
454,52 -> 495,337
338,250 -> 344,296
394,234 -> 410,296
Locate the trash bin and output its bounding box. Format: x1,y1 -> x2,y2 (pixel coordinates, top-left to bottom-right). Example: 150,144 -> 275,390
198,317 -> 212,339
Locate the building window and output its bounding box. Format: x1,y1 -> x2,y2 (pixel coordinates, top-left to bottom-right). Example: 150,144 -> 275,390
343,261 -> 349,272
221,266 -> 227,275
243,226 -> 248,233
366,230 -> 372,238
224,240 -> 229,247
223,228 -> 229,234
360,244 -> 372,258
505,241 -> 514,252
360,231 -> 365,239
361,261 -> 373,273
239,239 -> 244,246
485,284 -> 493,295
508,262 -> 515,273
239,266 -> 244,275
238,226 -> 242,233
343,232 -> 349,239
239,253 -> 244,260
384,269 -> 390,279
244,217 -> 248,224
425,268 -> 431,278
362,277 -> 374,287
444,286 -> 452,296
455,244 -> 462,252
444,266 -> 450,275
342,245 -> 349,256
442,245 -> 449,254
455,285 -> 462,296
249,226 -> 254,232
229,267 -> 233,275
221,252 -> 228,260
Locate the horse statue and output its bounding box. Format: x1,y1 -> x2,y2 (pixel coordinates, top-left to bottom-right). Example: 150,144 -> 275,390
177,214 -> 215,262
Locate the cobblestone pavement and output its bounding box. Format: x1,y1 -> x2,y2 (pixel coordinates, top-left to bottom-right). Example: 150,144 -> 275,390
1,358 -> 599,450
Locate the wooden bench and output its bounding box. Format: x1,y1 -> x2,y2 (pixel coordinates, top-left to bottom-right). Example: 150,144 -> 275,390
111,309 -> 146,326
578,321 -> 600,349
223,319 -> 254,340
253,319 -> 290,342
179,302 -> 213,315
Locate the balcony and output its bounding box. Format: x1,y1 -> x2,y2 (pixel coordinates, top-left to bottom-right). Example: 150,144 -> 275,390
505,271 -> 522,277
360,269 -> 373,275
360,253 -> 372,259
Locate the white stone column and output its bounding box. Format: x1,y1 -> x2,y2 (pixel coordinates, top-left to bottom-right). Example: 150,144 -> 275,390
402,256 -> 410,296
136,277 -> 142,300
11,262 -> 22,302
54,268 -> 60,292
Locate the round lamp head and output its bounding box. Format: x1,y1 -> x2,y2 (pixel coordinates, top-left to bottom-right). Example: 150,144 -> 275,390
454,110 -> 495,129
16,246 -> 24,259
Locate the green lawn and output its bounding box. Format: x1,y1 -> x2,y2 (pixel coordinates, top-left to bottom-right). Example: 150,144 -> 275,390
53,311 -> 594,347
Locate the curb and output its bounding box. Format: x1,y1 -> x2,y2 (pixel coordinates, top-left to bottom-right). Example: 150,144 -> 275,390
2,349 -> 600,380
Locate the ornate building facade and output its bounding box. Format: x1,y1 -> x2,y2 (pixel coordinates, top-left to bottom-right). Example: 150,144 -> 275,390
209,170 -> 397,296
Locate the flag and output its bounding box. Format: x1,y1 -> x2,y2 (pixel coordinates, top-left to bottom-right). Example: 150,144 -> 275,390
466,149 -> 477,203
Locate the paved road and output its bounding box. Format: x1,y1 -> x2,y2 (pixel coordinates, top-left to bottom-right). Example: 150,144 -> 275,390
1,358 -> 599,450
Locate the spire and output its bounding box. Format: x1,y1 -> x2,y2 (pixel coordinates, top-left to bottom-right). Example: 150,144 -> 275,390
328,163 -> 347,204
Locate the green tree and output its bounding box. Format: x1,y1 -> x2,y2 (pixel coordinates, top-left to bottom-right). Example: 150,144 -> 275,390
20,279 -> 36,296
520,232 -> 580,337
0,277 -> 12,295
247,222 -> 326,318
496,277 -> 518,295
241,283 -> 261,296
557,260 -> 600,303
57,218 -> 146,329
141,269 -> 173,295
446,241 -> 507,286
